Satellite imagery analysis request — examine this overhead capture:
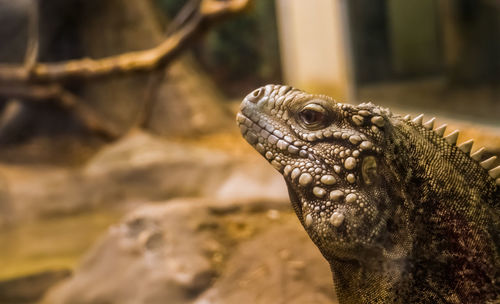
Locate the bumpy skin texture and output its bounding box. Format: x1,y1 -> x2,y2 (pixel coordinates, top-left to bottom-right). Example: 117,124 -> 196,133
237,85 -> 500,304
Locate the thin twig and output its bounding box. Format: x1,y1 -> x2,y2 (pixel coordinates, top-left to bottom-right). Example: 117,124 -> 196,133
24,0 -> 39,71
165,0 -> 201,36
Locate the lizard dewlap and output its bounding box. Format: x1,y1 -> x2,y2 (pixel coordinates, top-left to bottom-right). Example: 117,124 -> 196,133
237,84 -> 500,304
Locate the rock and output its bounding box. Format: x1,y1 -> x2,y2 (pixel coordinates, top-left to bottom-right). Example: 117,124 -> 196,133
3,166 -> 89,220
0,269 -> 71,304
42,200 -> 220,304
42,199 -> 337,304
83,130 -> 287,205
3,131 -> 288,221
214,160 -> 288,202
195,219 -> 337,304
146,57 -> 233,136
82,131 -> 234,204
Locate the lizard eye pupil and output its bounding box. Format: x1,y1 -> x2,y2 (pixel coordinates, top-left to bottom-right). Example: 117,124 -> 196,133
299,104 -> 327,128
301,110 -> 322,124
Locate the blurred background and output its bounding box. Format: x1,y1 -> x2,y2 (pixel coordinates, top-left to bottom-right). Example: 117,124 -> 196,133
0,0 -> 498,303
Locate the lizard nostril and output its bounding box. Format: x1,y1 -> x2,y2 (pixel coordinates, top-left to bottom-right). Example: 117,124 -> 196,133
247,88 -> 264,103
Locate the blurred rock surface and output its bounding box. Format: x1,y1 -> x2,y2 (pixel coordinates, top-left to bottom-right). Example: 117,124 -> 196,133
0,269 -> 70,304
42,199 -> 336,304
1,130 -> 287,222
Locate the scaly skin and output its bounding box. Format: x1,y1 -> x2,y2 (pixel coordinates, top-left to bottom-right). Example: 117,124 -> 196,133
237,85 -> 500,304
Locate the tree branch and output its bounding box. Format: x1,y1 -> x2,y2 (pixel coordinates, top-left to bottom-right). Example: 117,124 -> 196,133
0,83 -> 121,139
0,0 -> 252,139
0,0 -> 252,83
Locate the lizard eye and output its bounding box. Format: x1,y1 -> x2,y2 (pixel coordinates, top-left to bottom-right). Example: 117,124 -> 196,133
299,104 -> 327,129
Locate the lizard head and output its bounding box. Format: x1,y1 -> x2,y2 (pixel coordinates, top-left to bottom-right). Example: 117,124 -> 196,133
237,84 -> 409,261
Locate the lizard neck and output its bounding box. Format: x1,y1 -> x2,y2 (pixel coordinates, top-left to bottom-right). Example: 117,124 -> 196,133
385,120 -> 500,302
329,258 -> 410,304
328,119 -> 500,304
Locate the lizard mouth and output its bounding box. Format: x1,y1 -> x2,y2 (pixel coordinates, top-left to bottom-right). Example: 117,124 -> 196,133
237,109 -> 352,219
236,111 -> 311,172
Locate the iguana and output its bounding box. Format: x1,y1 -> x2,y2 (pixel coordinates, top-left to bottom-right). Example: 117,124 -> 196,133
237,84 -> 500,303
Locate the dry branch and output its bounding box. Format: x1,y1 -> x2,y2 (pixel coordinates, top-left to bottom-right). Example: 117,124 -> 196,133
0,0 -> 252,83
0,84 -> 121,138
0,0 -> 253,139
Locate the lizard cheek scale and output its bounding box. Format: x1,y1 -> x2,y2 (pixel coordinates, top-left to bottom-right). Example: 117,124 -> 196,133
361,156 -> 378,185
